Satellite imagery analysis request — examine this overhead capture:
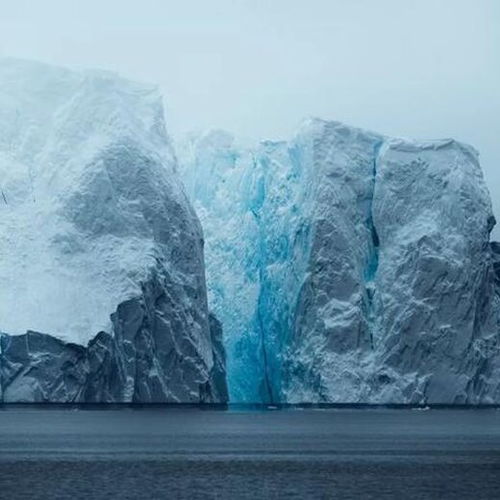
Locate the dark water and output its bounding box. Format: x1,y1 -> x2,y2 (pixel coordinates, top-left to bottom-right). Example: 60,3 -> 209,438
0,406 -> 499,499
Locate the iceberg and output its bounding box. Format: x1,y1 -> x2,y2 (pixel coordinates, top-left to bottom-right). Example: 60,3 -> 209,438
179,119 -> 500,404
1,58 -> 498,405
0,59 -> 228,403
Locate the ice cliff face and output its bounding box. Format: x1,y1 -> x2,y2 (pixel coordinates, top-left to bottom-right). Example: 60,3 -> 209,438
1,58 -> 498,405
180,119 -> 500,404
0,59 -> 227,403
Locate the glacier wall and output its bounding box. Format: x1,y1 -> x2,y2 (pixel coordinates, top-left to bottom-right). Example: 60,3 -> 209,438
0,59 -> 228,403
180,119 -> 500,404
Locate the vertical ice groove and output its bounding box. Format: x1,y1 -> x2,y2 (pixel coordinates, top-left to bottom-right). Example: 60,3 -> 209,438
363,139 -> 384,349
179,133 -> 315,402
249,153 -> 274,403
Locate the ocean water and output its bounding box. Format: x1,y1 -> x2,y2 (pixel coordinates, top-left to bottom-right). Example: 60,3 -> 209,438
0,406 -> 499,499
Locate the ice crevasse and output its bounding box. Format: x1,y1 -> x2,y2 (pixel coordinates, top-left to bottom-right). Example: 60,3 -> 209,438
179,119 -> 500,404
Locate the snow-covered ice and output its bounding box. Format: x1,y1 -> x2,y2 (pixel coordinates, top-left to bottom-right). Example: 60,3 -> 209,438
0,59 -> 181,342
0,58 -> 227,403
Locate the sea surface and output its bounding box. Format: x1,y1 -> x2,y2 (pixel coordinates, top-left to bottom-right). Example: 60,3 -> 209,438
0,405 -> 499,499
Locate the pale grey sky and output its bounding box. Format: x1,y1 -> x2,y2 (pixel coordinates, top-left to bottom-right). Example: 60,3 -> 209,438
1,0 -> 499,234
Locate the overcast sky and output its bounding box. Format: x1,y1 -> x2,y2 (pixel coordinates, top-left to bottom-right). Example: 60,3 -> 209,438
1,0 -> 499,234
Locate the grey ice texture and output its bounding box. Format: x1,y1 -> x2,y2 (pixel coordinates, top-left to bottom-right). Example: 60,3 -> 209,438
179,120 -> 500,404
0,59 -> 227,403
